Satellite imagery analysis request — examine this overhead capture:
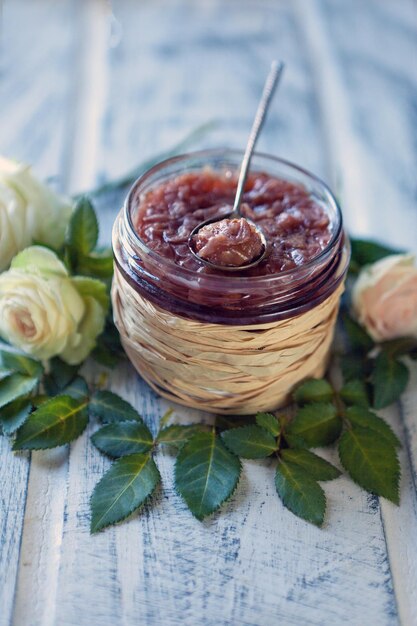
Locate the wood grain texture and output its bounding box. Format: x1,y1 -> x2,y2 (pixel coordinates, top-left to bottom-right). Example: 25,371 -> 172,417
0,0 -> 416,625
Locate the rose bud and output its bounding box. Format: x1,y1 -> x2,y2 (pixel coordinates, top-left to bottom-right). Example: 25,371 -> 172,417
352,254 -> 417,342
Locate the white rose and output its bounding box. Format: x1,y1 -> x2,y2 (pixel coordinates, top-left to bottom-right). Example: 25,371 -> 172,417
0,247 -> 107,364
0,156 -> 72,271
352,254 -> 417,341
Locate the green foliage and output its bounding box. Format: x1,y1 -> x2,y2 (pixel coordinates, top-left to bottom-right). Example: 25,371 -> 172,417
345,406 -> 401,448
255,412 -> 280,436
0,374 -> 38,410
63,376 -> 89,400
221,425 -> 277,458
293,379 -> 334,404
0,398 -> 32,435
156,424 -> 207,448
275,461 -> 326,526
175,431 -> 241,520
91,421 -> 153,458
371,351 -> 410,409
13,395 -> 88,450
338,426 -> 400,504
90,453 -> 161,533
281,449 -> 341,481
342,314 -> 374,352
349,238 -> 401,274
0,350 -> 44,378
285,403 -> 342,448
340,380 -> 369,407
89,390 -> 142,423
67,197 -> 99,259
43,358 -> 80,396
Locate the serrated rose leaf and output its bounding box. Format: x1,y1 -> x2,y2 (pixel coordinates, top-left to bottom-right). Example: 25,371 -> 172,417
157,424 -> 207,447
0,398 -> 32,435
371,352 -> 409,409
286,403 -> 342,448
13,395 -> 88,450
63,376 -> 89,400
68,197 -> 98,257
338,426 -> 400,504
275,461 -> 326,526
0,374 -> 38,409
345,406 -> 401,448
175,431 -> 241,520
0,350 -> 43,378
342,314 -> 374,352
340,380 -> 369,407
281,449 -> 341,481
221,425 -> 277,458
255,412 -> 280,435
293,379 -> 334,405
43,358 -> 80,396
90,453 -> 160,533
91,421 -> 153,457
89,390 -> 142,423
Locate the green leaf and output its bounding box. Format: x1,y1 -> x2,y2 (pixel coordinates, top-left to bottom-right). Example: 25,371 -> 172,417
175,431 -> 241,520
345,406 -> 401,448
342,315 -> 374,352
281,449 -> 341,481
0,369 -> 13,382
67,197 -> 98,257
338,426 -> 400,504
89,390 -> 142,423
340,353 -> 368,382
0,398 -> 32,435
371,352 -> 409,409
340,380 -> 369,407
350,238 -> 402,269
381,337 -> 417,358
286,403 -> 342,448
90,453 -> 160,533
0,350 -> 43,378
72,276 -> 109,311
63,376 -> 89,400
275,461 -> 326,526
77,253 -> 113,280
157,424 -> 208,448
43,358 -> 80,395
13,395 -> 88,450
255,412 -> 280,435
221,425 -> 277,459
91,421 -> 153,458
293,379 -> 334,405
0,374 -> 38,409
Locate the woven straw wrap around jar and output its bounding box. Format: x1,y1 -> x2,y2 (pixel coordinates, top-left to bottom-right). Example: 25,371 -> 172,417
112,265 -> 344,414
112,150 -> 350,415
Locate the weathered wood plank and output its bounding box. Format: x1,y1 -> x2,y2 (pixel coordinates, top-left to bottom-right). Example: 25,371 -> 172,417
0,2 -> 75,625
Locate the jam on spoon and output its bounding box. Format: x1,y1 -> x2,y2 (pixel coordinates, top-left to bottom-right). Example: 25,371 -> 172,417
188,60 -> 284,270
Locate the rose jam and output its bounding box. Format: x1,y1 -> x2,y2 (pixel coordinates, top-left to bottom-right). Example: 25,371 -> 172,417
193,217 -> 264,267
135,170 -> 332,276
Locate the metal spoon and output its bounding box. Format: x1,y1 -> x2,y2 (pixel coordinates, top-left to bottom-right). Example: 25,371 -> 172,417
188,60 -> 284,271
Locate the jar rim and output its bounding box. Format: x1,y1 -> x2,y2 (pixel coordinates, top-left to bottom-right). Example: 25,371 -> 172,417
124,148 -> 343,284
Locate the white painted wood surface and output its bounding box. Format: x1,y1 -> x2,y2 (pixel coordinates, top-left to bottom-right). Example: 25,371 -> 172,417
1,1 -> 417,624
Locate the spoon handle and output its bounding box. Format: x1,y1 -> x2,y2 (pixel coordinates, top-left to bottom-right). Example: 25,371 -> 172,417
232,60 -> 284,215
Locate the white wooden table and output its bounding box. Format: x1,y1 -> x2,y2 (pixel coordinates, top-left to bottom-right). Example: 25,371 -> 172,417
1,1 -> 417,624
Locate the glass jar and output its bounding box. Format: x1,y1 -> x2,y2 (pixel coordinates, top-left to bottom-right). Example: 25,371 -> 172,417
112,150 -> 350,414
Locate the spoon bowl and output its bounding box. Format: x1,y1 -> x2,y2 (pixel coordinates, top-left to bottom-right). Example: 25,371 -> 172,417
187,60 -> 284,272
